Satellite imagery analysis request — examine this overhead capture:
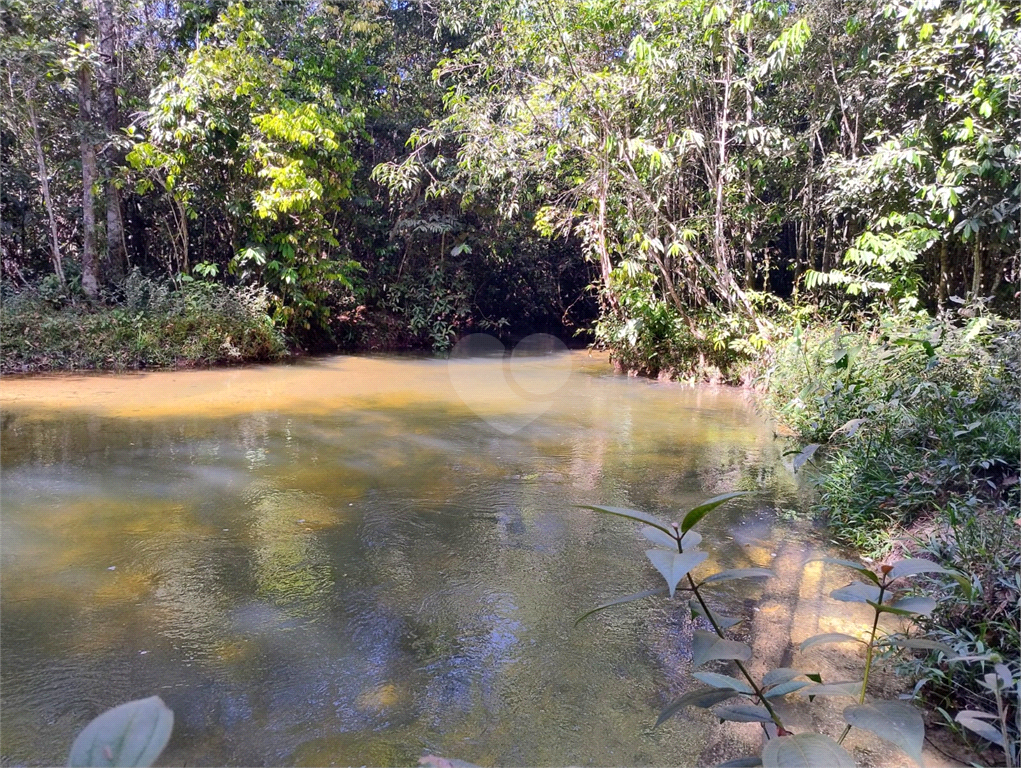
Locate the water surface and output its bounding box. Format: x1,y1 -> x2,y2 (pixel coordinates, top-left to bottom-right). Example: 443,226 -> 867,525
1,352 -> 818,766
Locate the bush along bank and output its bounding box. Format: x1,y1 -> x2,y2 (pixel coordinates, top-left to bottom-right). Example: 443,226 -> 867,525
1,272 -> 287,373
759,307 -> 1020,760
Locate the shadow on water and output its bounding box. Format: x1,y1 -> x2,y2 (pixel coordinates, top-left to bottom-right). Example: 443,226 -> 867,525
1,352 -> 833,766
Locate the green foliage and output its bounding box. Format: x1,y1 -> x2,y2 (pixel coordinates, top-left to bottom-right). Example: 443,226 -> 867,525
1,272 -> 285,372
580,494 -> 992,767
67,696 -> 173,767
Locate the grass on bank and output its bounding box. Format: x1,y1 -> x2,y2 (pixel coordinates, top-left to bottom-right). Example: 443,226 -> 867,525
1,272 -> 287,373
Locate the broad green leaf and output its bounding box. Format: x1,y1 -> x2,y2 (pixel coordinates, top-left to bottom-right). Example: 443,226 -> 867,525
717,758 -> 762,768
680,492 -> 747,533
689,600 -> 743,629
763,680 -> 812,698
715,704 -> 774,723
798,681 -> 863,698
888,559 -> 953,580
646,549 -> 708,597
656,688 -> 740,727
575,587 -> 668,626
810,558 -> 879,584
700,568 -> 773,587
67,696 -> 174,767
641,526 -> 678,550
830,582 -> 882,603
881,637 -> 954,655
692,672 -> 754,694
843,701 -> 924,765
955,710 -> 1004,746
583,505 -> 673,535
792,444 -> 820,472
873,596 -> 936,617
692,630 -> 753,667
762,668 -> 803,687
800,633 -> 863,652
761,733 -> 855,768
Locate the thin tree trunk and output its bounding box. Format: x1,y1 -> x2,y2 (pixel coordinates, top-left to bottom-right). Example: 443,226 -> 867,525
714,26 -> 735,305
77,27 -> 100,299
743,6 -> 755,290
96,0 -> 127,279
970,235 -> 983,299
27,96 -> 65,286
938,238 -> 949,307
596,152 -> 615,309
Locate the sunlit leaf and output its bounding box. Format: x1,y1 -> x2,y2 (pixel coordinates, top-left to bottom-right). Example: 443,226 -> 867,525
715,704 -> 774,723
680,492 -> 748,533
656,688 -> 740,727
800,633 -> 864,652
645,549 -> 708,597
691,630 -> 753,667
881,637 -> 953,656
575,587 -> 668,626
692,672 -> 754,694
888,559 -> 954,580
830,582 -> 882,603
798,681 -> 863,698
761,733 -> 855,768
843,701 -> 924,765
700,568 -> 773,587
583,505 -> 673,535
641,526 -> 678,550
689,600 -> 743,629
67,697 -> 174,768
762,668 -> 803,687
874,596 -> 936,617
955,710 -> 1004,746
763,680 -> 812,698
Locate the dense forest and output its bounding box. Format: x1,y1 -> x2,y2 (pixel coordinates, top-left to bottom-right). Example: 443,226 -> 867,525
1,0 -> 1019,761
1,0 -> 1016,364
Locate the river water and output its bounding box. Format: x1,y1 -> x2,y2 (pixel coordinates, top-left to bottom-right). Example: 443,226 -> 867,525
1,351 -> 823,766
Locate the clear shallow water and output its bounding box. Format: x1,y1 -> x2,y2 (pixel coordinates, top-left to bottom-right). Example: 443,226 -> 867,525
1,351 -> 816,766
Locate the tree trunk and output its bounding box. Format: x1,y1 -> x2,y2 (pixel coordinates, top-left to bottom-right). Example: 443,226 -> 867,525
27,96 -> 65,286
77,27 -> 100,299
96,0 -> 127,279
938,238 -> 949,307
743,14 -> 755,291
970,235 -> 983,299
596,151 -> 615,309
714,26 -> 735,306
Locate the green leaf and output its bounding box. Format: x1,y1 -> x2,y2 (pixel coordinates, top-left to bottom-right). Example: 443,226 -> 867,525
646,549 -> 708,597
843,701 -> 925,765
881,637 -> 954,656
792,443 -> 820,472
700,568 -> 773,587
692,672 -> 754,694
830,582 -> 882,603
874,596 -> 936,617
583,505 -> 673,535
798,681 -> 863,698
641,526 -> 678,550
763,680 -> 812,698
692,630 -> 753,667
715,704 -> 774,723
67,696 -> 174,767
810,558 -> 880,584
761,733 -> 855,768
800,633 -> 864,652
656,688 -> 740,727
888,559 -> 953,580
689,600 -> 743,629
762,668 -> 803,687
575,587 -> 668,626
955,710 -> 1004,746
680,492 -> 747,533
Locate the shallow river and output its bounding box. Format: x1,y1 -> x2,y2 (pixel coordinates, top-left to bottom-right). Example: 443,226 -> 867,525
1,350 -> 828,766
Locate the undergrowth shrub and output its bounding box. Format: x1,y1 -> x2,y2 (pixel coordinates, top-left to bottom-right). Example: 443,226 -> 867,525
1,271 -> 286,372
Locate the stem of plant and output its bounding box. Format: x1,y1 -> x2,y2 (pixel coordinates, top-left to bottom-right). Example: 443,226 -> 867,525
837,582 -> 887,745
678,534 -> 786,734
